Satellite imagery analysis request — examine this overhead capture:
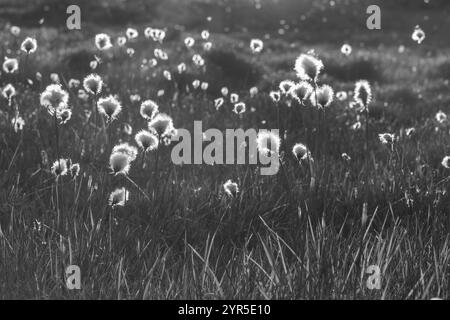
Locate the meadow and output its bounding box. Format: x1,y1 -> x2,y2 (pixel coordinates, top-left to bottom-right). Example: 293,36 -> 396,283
0,0 -> 449,299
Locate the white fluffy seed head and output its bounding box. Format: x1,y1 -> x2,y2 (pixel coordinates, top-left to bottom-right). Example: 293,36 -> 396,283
135,130 -> 159,152
294,54 -> 323,82
140,99 -> 159,120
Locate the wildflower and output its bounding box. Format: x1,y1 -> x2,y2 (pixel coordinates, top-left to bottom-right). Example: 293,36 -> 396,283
405,127 -> 415,137
126,27 -> 139,39
310,84 -> 334,108
269,90 -> 281,103
108,188 -> 129,208
257,131 -> 281,156
68,79 -> 80,89
95,33 -> 113,50
412,25 -> 425,44
203,42 -> 212,51
292,143 -> 311,161
340,44 -> 352,56
184,37 -> 195,47
354,80 -> 372,108
223,180 -> 239,197
122,123 -> 133,135
21,37 -> 38,54
78,89 -> 89,101
249,87 -> 258,98
435,111 -> 447,124
279,80 -> 295,95
378,133 -> 395,145
59,108 -> 72,124
40,84 -> 69,112
130,94 -> 141,102
336,91 -> 348,101
146,28 -> 165,43
250,39 -> 264,53
148,113 -> 174,137
51,159 -> 68,177
69,163 -> 80,177
294,53 -> 324,82
135,130 -> 159,152
97,95 -> 122,122
201,30 -> 210,40
192,80 -> 200,89
341,153 -> 351,161
2,83 -> 16,101
117,36 -> 127,46
112,143 -> 138,162
3,57 -> 19,73
442,156 -> 450,169
140,99 -> 159,120
163,70 -> 172,81
83,73 -> 103,95
351,121 -> 362,130
10,26 -> 20,36
192,54 -> 205,67
201,82 -> 209,91
177,63 -> 186,73
214,97 -> 224,110
230,93 -> 239,104
90,60 -> 98,70
12,116 -> 25,132
109,151 -> 131,175
289,81 -> 313,104
233,102 -> 246,115
126,48 -> 135,57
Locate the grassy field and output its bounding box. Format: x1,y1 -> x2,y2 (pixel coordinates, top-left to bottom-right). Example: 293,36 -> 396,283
0,0 -> 449,299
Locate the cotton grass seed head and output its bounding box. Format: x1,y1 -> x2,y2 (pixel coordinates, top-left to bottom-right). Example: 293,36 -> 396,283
51,159 -> 68,177
378,133 -> 395,145
135,130 -> 159,152
148,113 -> 174,137
289,81 -> 313,104
269,90 -> 281,103
2,83 -> 16,100
140,99 -> 159,120
412,25 -> 425,44
310,84 -> 334,109
59,108 -> 72,124
126,28 -> 139,39
250,39 -> 264,54
292,143 -> 311,162
97,95 -> 122,122
340,44 -> 352,56
69,163 -> 80,177
112,143 -> 138,162
109,188 -> 129,208
223,180 -> 239,197
354,80 -> 372,108
40,84 -> 69,111
294,53 -> 323,82
109,151 -> 131,175
12,116 -> 25,132
83,73 -> 103,95
279,80 -> 295,95
233,102 -> 246,115
95,33 -> 113,50
257,131 -> 281,156
435,111 -> 447,124
3,57 -> 19,73
441,156 -> 450,169
21,37 -> 38,54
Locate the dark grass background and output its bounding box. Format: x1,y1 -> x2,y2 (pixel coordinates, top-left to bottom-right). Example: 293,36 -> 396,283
0,0 -> 449,299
